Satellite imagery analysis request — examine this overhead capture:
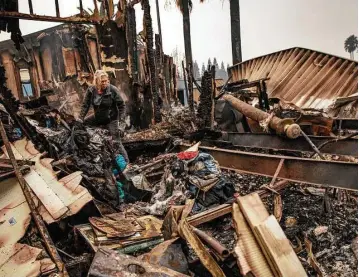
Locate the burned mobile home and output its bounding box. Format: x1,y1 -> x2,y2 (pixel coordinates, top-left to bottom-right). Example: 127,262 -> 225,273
0,0 -> 358,277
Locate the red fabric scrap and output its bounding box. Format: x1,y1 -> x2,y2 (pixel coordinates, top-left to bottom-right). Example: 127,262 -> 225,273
177,151 -> 199,160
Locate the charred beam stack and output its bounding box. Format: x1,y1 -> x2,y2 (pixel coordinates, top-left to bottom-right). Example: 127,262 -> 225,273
155,34 -> 167,108
172,64 -> 178,106
142,0 -> 161,123
163,55 -> 171,107
197,70 -> 213,129
126,5 -> 138,82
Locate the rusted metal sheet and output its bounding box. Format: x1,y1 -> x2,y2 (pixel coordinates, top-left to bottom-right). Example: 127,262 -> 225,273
228,47 -> 358,111
0,121 -> 67,276
178,144 -> 358,190
88,248 -> 190,277
0,243 -> 56,277
140,238 -> 189,274
0,178 -> 31,247
217,132 -> 358,156
1,139 -> 93,224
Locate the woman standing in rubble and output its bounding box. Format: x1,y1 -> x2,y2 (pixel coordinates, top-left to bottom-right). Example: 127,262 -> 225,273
78,70 -> 129,162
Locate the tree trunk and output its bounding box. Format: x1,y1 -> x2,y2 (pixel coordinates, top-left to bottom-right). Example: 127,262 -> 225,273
182,0 -> 194,114
142,0 -> 162,123
230,0 -> 242,65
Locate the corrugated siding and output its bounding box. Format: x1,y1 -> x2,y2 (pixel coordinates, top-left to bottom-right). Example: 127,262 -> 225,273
228,47 -> 358,110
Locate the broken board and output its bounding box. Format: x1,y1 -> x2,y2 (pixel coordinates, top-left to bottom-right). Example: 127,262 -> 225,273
254,215 -> 307,277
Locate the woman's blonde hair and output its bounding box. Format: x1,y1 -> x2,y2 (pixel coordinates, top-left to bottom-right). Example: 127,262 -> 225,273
93,70 -> 109,90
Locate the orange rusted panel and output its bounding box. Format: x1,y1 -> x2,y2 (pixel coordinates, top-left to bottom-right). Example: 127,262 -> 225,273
62,48 -> 77,76
229,47 -> 358,113
1,139 -> 92,224
0,243 -> 56,277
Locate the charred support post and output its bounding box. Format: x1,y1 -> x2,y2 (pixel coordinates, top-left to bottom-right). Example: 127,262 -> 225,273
222,94 -> 301,139
182,61 -> 189,103
79,0 -> 84,16
172,64 -> 178,105
28,0 -> 34,14
182,0 -> 194,115
55,0 -> 60,17
197,71 -> 212,128
142,0 -> 161,123
0,120 -> 68,276
229,0 -> 242,64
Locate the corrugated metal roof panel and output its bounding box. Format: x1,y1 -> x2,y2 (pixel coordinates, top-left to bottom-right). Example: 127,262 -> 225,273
228,47 -> 358,110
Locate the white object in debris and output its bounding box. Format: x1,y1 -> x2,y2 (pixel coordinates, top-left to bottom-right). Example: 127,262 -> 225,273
185,142 -> 201,152
313,226 -> 328,236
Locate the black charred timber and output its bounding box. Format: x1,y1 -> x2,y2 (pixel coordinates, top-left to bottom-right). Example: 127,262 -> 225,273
172,64 -> 178,105
168,57 -> 174,105
197,71 -> 212,129
182,0 -> 194,115
229,0 -> 242,64
55,0 -> 60,17
187,63 -> 195,117
182,60 -> 189,102
73,26 -> 95,74
142,0 -> 161,123
79,0 -> 84,16
28,0 -> 34,14
210,65 -> 216,129
126,5 -> 138,82
164,55 -> 171,107
155,34 -> 167,108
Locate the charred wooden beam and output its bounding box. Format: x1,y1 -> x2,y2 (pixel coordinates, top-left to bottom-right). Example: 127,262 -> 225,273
172,64 -> 178,105
197,71 -> 212,129
142,0 -> 161,123
79,0 -> 84,16
28,0 -> 34,14
0,11 -> 101,24
55,0 -> 60,17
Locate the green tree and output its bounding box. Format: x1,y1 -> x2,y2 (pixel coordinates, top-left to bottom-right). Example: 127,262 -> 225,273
201,63 -> 206,76
221,61 -> 225,70
344,35 -> 358,60
213,57 -> 219,70
207,58 -> 212,70
193,60 -> 200,79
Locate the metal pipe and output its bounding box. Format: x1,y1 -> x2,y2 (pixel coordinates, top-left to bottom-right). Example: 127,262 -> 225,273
192,227 -> 230,258
222,94 -> 301,139
0,120 -> 68,276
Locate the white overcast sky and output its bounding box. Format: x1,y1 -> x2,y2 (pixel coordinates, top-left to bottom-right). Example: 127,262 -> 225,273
0,0 -> 358,67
